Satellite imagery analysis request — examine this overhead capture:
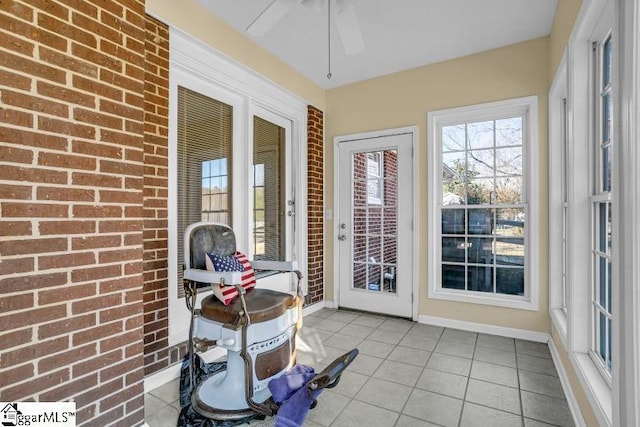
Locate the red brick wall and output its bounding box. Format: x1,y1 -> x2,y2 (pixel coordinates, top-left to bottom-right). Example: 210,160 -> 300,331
141,15 -> 178,376
306,106 -> 324,304
0,1 -> 149,425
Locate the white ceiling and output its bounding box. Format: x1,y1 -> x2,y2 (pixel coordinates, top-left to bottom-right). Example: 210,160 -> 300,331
198,0 -> 559,89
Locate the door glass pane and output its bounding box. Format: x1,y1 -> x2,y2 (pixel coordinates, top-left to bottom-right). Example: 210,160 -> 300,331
253,116 -> 285,261
352,149 -> 398,293
177,86 -> 232,297
353,262 -> 366,289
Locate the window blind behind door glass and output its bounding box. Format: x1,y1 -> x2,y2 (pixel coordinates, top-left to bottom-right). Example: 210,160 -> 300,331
253,116 -> 285,261
177,86 -> 233,297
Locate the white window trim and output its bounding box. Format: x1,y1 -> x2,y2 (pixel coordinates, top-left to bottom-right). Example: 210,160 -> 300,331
549,51 -> 569,346
561,0 -> 615,424
613,0 -> 640,425
167,28 -> 309,346
427,96 -> 539,311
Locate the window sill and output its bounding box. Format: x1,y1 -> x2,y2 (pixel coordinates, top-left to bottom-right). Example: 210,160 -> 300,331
429,287 -> 538,311
571,352 -> 612,427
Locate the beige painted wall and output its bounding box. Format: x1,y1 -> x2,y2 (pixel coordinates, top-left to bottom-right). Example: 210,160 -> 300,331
325,37 -> 551,332
146,0 -> 325,109
549,0 -> 584,79
552,327 -> 600,426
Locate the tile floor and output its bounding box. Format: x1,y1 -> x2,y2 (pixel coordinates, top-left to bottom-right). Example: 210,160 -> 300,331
145,308 -> 575,427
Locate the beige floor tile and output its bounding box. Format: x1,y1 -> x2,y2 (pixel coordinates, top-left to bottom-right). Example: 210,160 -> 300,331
403,388 -> 463,427
373,359 -> 424,387
416,368 -> 468,399
465,379 -> 521,415
331,399 -> 399,427
354,377 -> 412,412
426,352 -> 472,376
470,360 -> 519,388
387,346 -> 431,367
460,402 -> 523,427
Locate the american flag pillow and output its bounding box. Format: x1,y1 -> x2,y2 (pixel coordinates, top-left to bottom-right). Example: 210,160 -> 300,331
205,252 -> 255,305
234,251 -> 256,290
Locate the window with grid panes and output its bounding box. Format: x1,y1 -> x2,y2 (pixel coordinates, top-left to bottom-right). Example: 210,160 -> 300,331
440,117 -> 526,296
591,35 -> 613,375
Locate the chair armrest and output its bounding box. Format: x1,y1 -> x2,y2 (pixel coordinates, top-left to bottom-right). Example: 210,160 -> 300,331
183,268 -> 243,285
250,260 -> 298,272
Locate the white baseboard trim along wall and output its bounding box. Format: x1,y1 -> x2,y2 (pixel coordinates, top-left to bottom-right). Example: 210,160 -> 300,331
417,314 -> 550,343
548,339 -> 587,427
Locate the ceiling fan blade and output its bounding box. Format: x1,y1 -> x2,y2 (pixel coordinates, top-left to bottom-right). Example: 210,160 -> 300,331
246,0 -> 298,36
332,0 -> 364,55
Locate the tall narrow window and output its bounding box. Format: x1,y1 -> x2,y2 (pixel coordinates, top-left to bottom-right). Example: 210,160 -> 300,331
253,116 -> 285,261
177,86 -> 232,294
561,97 -> 569,313
591,35 -> 613,374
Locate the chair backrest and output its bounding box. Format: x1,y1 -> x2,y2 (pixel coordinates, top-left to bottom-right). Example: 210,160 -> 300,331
185,222 -> 237,270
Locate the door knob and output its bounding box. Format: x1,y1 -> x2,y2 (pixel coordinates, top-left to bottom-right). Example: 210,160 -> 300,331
338,234 -> 347,241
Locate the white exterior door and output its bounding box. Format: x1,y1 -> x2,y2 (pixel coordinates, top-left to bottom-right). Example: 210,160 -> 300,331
337,131 -> 414,318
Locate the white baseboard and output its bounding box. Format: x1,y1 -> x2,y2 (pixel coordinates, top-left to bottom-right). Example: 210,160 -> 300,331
143,346 -> 226,393
322,300 -> 337,309
302,301 -> 327,315
548,339 -> 587,427
144,302 -> 328,393
418,314 -> 550,343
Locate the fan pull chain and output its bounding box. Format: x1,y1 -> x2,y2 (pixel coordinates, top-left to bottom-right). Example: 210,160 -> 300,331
327,0 -> 332,79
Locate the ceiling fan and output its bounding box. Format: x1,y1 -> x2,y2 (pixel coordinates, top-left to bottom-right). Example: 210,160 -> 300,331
246,0 -> 365,55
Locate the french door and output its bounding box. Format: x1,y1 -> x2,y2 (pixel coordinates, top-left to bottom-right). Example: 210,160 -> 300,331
336,131 -> 414,318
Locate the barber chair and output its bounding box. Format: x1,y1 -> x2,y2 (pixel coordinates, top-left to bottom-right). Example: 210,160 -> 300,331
183,222 -> 357,422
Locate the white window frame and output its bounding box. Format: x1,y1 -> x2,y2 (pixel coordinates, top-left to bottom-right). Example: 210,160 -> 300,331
556,0 -> 615,425
590,27 -> 613,380
549,52 -> 570,345
427,96 -> 539,311
614,0 -> 640,426
167,28 -> 308,345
